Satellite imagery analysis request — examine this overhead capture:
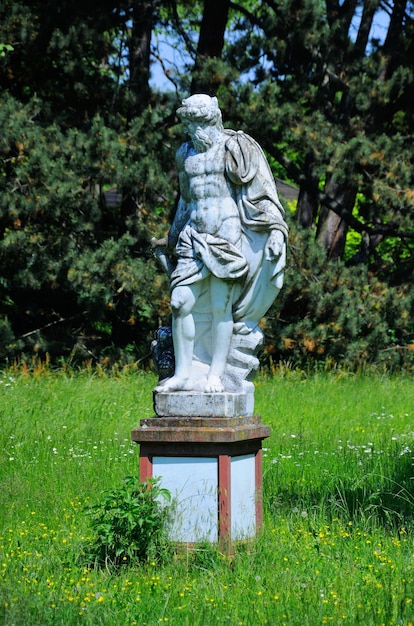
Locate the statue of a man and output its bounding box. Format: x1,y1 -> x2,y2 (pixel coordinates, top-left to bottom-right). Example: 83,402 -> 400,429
153,94 -> 288,394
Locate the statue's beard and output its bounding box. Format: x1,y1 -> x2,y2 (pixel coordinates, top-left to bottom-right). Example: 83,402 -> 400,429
192,127 -> 213,152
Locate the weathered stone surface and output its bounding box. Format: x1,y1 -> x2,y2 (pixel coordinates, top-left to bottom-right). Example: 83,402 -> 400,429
151,94 -> 288,398
131,414 -> 270,444
153,389 -> 254,418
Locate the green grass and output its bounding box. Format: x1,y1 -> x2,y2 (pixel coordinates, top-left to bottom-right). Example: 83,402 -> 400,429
1,367 -> 413,625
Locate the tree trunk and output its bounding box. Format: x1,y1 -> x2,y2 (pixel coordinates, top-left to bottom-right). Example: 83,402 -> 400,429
127,1 -> 156,120
383,0 -> 408,54
326,0 -> 358,43
191,0 -> 231,94
296,186 -> 317,229
353,0 -> 380,57
295,153 -> 319,228
316,176 -> 357,260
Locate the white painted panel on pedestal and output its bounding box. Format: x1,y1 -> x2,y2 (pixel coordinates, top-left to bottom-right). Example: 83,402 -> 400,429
231,454 -> 256,539
153,457 -> 218,542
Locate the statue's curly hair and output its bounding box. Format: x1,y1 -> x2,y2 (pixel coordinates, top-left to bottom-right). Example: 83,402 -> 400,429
176,95 -> 223,128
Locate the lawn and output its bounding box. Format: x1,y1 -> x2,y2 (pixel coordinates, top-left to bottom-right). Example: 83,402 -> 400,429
1,366 -> 413,625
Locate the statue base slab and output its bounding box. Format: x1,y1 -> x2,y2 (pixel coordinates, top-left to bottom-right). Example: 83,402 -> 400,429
153,390 -> 254,418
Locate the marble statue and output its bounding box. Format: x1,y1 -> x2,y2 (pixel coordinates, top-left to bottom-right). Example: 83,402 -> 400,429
152,94 -> 288,395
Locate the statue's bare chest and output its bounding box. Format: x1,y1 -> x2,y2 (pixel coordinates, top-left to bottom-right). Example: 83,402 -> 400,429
184,144 -> 225,178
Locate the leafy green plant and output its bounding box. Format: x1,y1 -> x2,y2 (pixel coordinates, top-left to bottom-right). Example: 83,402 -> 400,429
0,43 -> 13,57
84,476 -> 172,569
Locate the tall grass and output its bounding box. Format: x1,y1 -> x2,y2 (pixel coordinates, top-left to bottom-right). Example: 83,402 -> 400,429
1,366 -> 413,625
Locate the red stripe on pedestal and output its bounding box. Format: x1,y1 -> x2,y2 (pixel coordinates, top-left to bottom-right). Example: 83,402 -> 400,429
218,455 -> 231,548
255,448 -> 263,531
139,447 -> 153,482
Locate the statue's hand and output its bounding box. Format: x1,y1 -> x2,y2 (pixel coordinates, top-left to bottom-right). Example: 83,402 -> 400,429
151,236 -> 168,249
265,230 -> 284,260
151,237 -> 175,277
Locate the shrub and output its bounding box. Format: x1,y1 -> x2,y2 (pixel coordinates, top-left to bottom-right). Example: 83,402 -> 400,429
83,476 -> 172,569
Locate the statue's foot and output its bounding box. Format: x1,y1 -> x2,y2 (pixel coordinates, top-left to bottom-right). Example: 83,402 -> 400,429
156,375 -> 190,392
205,375 -> 224,393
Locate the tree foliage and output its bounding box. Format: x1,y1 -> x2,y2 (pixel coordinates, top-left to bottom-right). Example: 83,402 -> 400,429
220,0 -> 414,261
0,0 -> 413,368
263,223 -> 414,371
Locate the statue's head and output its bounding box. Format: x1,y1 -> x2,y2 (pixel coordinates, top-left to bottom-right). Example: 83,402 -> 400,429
177,94 -> 223,130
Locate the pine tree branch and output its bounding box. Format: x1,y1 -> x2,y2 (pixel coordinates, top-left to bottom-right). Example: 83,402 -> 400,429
264,139 -> 414,240
150,43 -> 181,94
229,2 -> 262,25
317,192 -> 414,239
20,311 -> 88,339
169,0 -> 197,58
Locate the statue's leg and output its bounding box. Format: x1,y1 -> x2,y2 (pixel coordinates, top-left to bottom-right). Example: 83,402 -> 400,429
205,277 -> 234,393
159,283 -> 199,391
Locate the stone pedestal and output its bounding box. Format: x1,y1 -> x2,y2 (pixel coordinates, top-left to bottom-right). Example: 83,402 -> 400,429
131,396 -> 270,549
153,389 -> 254,418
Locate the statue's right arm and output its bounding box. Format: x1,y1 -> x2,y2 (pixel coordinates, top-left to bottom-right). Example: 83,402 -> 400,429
168,196 -> 190,248
168,143 -> 192,248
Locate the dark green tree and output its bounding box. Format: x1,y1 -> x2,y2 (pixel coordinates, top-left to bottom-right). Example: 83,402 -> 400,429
154,0 -> 414,366
0,0 -> 119,124
0,1 -> 181,362
219,0 -> 414,265
0,0 -> 169,124
1,0 -> 413,369
190,0 -> 231,94
0,92 -> 175,362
